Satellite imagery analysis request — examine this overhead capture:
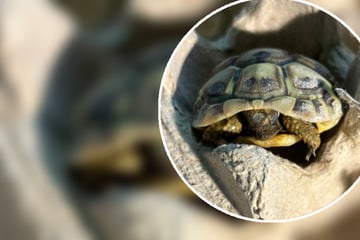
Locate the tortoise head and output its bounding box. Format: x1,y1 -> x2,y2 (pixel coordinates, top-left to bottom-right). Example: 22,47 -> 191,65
242,109 -> 282,140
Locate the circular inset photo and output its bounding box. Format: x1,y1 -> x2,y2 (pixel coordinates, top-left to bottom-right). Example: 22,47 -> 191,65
159,0 -> 360,221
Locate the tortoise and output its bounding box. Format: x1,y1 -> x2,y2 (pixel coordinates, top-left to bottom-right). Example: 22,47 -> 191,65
192,48 -> 343,160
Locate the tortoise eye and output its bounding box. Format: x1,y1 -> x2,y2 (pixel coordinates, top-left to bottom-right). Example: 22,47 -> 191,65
270,111 -> 280,124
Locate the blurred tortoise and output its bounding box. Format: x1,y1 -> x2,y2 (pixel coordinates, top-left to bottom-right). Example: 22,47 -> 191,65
192,48 -> 343,160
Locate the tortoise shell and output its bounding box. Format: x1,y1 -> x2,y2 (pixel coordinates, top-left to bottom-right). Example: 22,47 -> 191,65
192,48 -> 343,128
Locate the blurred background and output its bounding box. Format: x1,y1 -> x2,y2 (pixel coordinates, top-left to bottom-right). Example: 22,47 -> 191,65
0,0 -> 359,239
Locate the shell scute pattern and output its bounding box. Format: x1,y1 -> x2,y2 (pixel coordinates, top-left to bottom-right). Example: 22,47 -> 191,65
207,81 -> 226,96
293,54 -> 335,82
193,48 -> 343,128
234,63 -> 285,99
293,76 -> 320,89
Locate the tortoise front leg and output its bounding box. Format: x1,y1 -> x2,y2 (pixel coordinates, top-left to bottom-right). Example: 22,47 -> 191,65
282,115 -> 320,160
202,115 -> 242,145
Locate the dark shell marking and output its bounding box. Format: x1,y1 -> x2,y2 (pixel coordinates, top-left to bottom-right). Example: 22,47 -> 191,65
193,48 -> 343,128
206,81 -> 226,96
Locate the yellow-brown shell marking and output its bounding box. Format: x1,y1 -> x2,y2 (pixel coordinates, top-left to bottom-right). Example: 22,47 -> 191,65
192,48 -> 342,131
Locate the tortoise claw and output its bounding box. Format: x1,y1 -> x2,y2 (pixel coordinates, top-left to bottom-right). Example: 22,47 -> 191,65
306,148 -> 316,161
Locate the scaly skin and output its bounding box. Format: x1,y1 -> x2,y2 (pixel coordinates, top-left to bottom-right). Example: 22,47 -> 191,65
202,115 -> 242,145
242,109 -> 282,140
282,115 -> 320,160
201,111 -> 321,161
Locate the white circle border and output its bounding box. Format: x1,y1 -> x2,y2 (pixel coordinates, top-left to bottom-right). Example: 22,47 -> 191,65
158,0 -> 360,223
